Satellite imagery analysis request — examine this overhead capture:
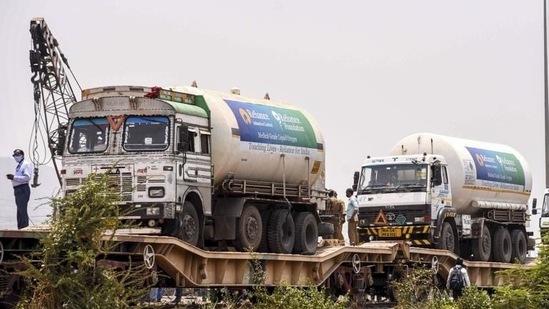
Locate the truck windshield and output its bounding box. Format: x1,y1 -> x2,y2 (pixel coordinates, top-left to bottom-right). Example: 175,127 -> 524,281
68,117 -> 110,153
123,116 -> 170,151
358,163 -> 428,194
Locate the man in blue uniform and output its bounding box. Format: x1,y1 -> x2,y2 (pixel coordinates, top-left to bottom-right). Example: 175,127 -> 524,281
5,149 -> 32,229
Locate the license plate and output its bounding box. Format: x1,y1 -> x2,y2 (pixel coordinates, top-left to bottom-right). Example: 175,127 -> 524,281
378,228 -> 401,237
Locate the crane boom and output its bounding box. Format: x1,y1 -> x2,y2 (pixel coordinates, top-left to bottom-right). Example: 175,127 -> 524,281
28,17 -> 81,187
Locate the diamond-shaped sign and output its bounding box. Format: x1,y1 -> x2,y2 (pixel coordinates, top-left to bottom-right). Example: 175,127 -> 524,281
395,214 -> 406,225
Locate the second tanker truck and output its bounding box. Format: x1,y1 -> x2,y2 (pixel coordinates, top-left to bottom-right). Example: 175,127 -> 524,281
58,84 -> 331,255
352,132 -> 535,263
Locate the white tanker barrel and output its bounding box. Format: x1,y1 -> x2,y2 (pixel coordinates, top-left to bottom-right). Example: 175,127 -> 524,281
389,133 -> 532,215
173,86 -> 325,190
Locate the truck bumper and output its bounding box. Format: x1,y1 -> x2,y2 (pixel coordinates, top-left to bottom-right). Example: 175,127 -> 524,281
119,203 -> 177,219
358,225 -> 432,246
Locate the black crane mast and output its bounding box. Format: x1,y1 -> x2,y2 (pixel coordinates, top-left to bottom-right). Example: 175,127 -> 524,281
28,17 -> 81,187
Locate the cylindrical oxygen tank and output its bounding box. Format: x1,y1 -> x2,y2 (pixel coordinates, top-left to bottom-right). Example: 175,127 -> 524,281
173,86 -> 325,190
389,133 -> 532,214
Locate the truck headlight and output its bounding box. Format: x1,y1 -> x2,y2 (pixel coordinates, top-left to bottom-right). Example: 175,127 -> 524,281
146,207 -> 160,215
148,187 -> 165,198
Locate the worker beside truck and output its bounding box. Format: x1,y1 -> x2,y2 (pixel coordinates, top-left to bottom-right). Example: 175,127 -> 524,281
352,132 -> 535,263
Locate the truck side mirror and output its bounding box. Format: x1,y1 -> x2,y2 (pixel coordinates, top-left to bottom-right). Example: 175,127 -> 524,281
352,171 -> 359,191
56,126 -> 67,155
532,198 -> 538,215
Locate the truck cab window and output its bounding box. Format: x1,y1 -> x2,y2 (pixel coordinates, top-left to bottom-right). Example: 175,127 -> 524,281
431,165 -> 443,186
68,118 -> 110,154
359,164 -> 427,193
200,130 -> 210,154
441,166 -> 449,184
123,116 -> 169,151
187,128 -> 196,152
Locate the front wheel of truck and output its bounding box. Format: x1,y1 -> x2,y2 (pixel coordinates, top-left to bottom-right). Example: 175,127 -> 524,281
437,221 -> 457,254
178,201 -> 200,247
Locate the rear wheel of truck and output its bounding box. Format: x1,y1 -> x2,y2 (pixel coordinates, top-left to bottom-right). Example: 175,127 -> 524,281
268,209 -> 295,254
293,212 -> 318,255
492,227 -> 512,263
178,201 -> 200,247
436,222 -> 457,254
257,211 -> 271,252
510,229 -> 527,263
472,227 -> 492,261
234,205 -> 263,252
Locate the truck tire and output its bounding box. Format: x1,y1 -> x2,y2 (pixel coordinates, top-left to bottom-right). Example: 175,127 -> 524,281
234,205 -> 262,252
436,222 -> 457,254
161,218 -> 178,237
293,212 -> 318,255
178,201 -> 200,247
493,227 -> 512,263
472,227 -> 492,261
257,211 -> 271,252
268,209 -> 295,254
510,229 -> 527,263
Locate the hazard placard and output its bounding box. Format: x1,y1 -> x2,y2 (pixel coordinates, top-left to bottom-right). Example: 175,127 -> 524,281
374,209 -> 388,226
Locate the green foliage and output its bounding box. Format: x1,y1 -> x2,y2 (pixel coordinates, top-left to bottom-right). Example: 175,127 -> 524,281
250,247 -> 349,309
456,286 -> 492,309
200,287 -> 253,309
491,285 -> 535,309
253,283 -> 348,309
491,234 -> 549,309
16,173 -> 150,309
391,265 -> 493,309
200,249 -> 349,309
390,236 -> 549,309
392,265 -> 445,309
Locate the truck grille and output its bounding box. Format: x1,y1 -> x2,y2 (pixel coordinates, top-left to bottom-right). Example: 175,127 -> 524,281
65,172 -> 133,202
107,172 -> 132,202
359,204 -> 427,226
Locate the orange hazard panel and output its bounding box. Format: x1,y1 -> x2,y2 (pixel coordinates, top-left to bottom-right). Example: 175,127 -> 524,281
107,115 -> 126,132
374,209 -> 388,226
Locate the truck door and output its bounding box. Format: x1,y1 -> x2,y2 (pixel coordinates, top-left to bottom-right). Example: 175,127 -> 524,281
177,125 -> 195,181
430,164 -> 451,213
176,125 -> 212,184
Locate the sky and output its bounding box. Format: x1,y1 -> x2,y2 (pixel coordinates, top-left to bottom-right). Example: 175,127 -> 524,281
0,1 -> 546,237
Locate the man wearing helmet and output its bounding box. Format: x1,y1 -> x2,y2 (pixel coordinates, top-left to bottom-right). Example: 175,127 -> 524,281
5,149 -> 32,229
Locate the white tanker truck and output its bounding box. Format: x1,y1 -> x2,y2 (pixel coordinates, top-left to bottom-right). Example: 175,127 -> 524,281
59,85 -> 331,254
352,133 -> 535,263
